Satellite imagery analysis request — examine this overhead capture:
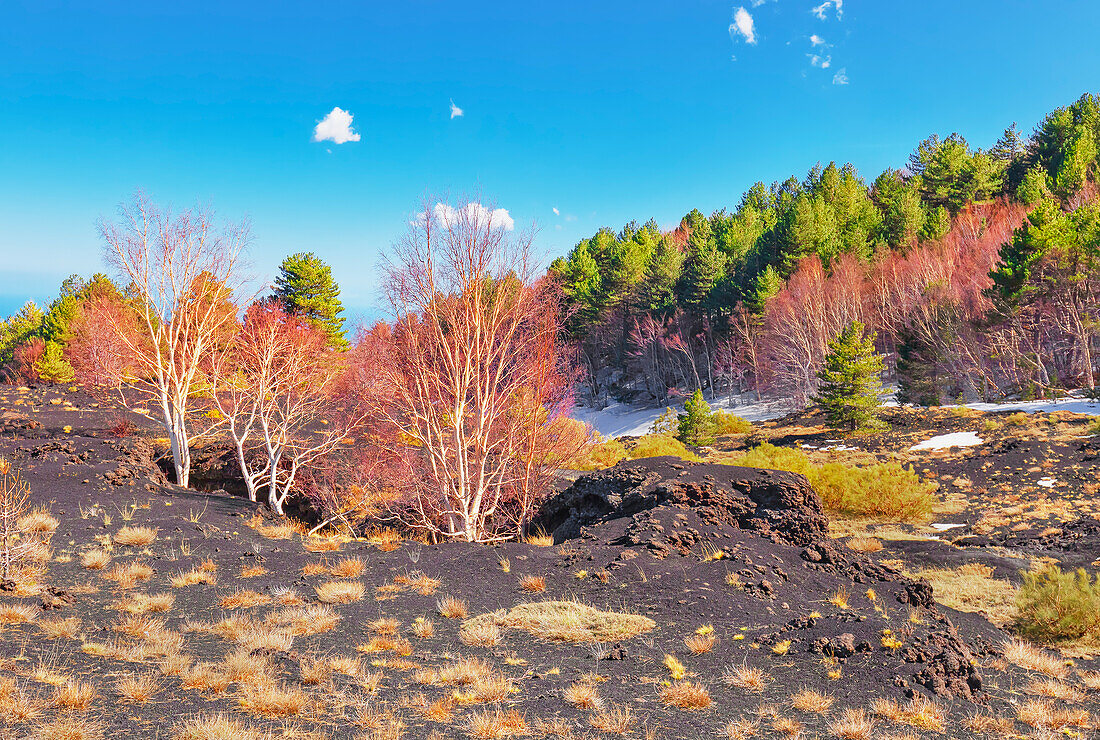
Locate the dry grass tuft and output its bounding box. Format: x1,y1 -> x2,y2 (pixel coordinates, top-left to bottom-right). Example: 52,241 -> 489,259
26,715 -> 105,740
330,557 -> 364,578
961,711 -> 1014,734
520,574 -> 546,593
173,713 -> 267,740
0,602 -> 39,624
1025,677 -> 1085,702
171,566 -> 216,588
685,632 -> 717,654
871,695 -> 944,732
53,681 -> 96,710
113,591 -> 174,614
80,549 -> 111,570
846,536 -> 883,553
589,704 -> 635,735
912,563 -> 1017,626
39,616 -> 81,640
659,680 -> 711,709
464,600 -> 654,643
437,596 -> 469,619
113,526 -> 157,547
239,564 -> 265,578
19,508 -> 59,534
723,719 -> 760,740
467,708 -> 529,739
791,688 -> 833,713
412,616 -> 434,638
723,663 -> 768,692
304,535 -> 342,553
1002,638 -> 1067,678
219,590 -> 271,609
830,708 -> 874,740
564,680 -> 602,710
315,580 -> 364,604
116,673 -> 158,703
103,561 -> 153,588
460,620 -> 502,647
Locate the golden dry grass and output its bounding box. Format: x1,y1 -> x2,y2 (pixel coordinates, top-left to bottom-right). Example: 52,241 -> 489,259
39,616 -> 81,640
871,695 -> 945,732
113,526 -> 157,547
0,602 -> 39,624
791,688 -> 833,713
173,713 -> 268,740
564,680 -> 602,710
460,620 -> 502,647
467,708 -> 529,739
437,596 -> 469,619
219,590 -> 271,609
659,680 -> 711,709
464,600 -> 654,643
1002,638 -> 1067,678
846,536 -> 883,553
315,580 -> 364,604
909,563 -> 1017,626
80,549 -> 111,570
519,574 -> 546,593
829,708 -> 875,740
723,663 -> 767,692
685,632 -> 717,654
589,704 -> 635,734
412,616 -> 434,638
330,557 -> 364,578
19,507 -> 59,534
53,680 -> 96,710
26,715 -> 106,740
116,673 -> 158,703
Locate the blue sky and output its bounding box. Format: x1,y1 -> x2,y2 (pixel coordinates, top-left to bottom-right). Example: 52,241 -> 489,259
3,1 -> 1100,321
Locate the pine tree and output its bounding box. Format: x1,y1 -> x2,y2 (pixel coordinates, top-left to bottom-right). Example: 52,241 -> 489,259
677,389 -> 715,446
273,252 -> 348,350
814,321 -> 885,432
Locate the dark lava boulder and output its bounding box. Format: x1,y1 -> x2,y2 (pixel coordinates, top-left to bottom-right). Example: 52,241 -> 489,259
535,456 -> 827,547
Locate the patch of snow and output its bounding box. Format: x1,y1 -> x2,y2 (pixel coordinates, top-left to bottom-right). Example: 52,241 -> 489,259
570,396 -> 785,439
909,431 -> 984,451
821,444 -> 858,452
963,396 -> 1100,416
930,523 -> 965,531
1036,477 -> 1056,488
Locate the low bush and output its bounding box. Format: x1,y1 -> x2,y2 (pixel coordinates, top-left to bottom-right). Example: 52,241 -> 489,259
711,410 -> 753,436
628,434 -> 700,462
727,443 -> 935,521
574,436 -> 627,470
1016,564 -> 1100,642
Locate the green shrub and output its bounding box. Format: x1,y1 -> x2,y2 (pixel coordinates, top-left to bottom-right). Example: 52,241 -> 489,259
982,419 -> 1000,433
1003,411 -> 1031,427
629,434 -> 700,462
711,411 -> 752,436
1016,564 -> 1100,642
575,436 -> 628,470
727,442 -> 935,521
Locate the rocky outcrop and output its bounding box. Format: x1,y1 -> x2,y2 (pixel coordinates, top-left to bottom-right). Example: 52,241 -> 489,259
535,456 -> 827,547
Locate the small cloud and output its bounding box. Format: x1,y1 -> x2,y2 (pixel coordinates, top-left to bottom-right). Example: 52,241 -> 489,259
312,107 -> 361,144
552,207 -> 560,216
419,202 -> 515,231
810,34 -> 826,46
564,214 -> 577,223
808,54 -> 832,68
832,67 -> 849,85
812,0 -> 842,20
449,98 -> 464,119
728,6 -> 756,45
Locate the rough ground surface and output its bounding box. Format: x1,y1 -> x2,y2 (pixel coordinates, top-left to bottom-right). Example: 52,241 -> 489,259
0,386 -> 1096,739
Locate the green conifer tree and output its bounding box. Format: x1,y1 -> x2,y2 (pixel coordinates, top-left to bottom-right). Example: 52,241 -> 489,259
814,321 -> 885,432
273,252 -> 348,350
677,389 -> 715,446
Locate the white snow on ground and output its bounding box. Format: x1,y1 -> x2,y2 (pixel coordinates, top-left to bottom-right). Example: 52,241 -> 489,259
909,431 -> 984,451
571,393 -> 1100,440
964,397 -> 1100,415
570,396 -> 785,439
1037,477 -> 1057,488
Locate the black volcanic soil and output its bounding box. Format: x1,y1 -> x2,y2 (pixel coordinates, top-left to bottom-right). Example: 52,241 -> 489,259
0,385 -> 1097,739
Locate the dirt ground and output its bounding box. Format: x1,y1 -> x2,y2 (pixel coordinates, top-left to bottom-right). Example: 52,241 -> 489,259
0,386 -> 1096,739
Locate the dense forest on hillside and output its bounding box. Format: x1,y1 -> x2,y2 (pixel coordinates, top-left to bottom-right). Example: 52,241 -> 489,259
549,93 -> 1100,409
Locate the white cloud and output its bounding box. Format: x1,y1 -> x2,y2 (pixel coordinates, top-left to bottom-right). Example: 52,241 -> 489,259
728,6 -> 756,45
832,67 -> 849,85
312,107 -> 360,144
421,202 -> 515,232
808,54 -> 831,68
812,0 -> 842,20
810,34 -> 826,46
552,207 -> 560,216
449,99 -> 464,119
